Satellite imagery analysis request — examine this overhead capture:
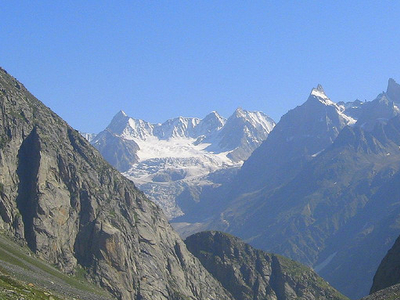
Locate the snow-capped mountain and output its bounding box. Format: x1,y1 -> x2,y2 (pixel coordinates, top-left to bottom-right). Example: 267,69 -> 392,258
91,109 -> 275,218
221,85 -> 356,196
78,131 -> 97,142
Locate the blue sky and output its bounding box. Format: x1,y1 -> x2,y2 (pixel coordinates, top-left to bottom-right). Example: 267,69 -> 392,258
1,1 -> 400,133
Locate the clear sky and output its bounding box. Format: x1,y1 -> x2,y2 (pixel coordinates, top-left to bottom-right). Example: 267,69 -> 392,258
1,1 -> 400,133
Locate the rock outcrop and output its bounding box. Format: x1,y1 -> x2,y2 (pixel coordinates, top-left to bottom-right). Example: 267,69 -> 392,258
362,284 -> 400,300
185,231 -> 348,300
370,235 -> 400,294
0,67 -> 233,300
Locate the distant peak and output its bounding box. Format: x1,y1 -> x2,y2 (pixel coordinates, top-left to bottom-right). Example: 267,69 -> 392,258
112,110 -> 128,119
233,107 -> 246,117
387,78 -> 400,103
388,78 -> 398,86
204,111 -> 222,119
118,110 -> 128,117
235,107 -> 244,112
107,110 -> 130,131
210,110 -> 220,116
310,84 -> 327,98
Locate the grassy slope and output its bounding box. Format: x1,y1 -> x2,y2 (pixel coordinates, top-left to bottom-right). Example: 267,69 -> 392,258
0,232 -> 113,300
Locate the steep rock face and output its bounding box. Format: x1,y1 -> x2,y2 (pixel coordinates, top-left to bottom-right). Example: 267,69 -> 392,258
185,231 -> 348,300
370,235 -> 400,294
386,78 -> 400,103
0,68 -> 233,300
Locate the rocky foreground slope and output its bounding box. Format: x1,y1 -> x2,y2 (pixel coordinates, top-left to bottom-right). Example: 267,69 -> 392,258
361,284 -> 400,300
0,232 -> 111,300
185,231 -> 348,300
0,67 -> 233,300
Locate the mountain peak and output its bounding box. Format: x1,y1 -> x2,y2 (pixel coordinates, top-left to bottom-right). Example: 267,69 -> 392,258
387,78 -> 400,103
112,110 -> 128,120
310,84 -> 327,99
107,110 -> 131,134
202,110 -> 225,124
233,107 -> 245,117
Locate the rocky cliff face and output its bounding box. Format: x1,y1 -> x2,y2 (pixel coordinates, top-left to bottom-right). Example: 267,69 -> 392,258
0,67 -> 233,300
361,284 -> 400,300
370,235 -> 400,294
185,231 -> 348,300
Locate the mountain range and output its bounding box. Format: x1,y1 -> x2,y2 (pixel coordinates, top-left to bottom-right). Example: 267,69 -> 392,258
0,67 -> 352,300
178,79 -> 400,299
3,65 -> 400,300
82,74 -> 400,299
90,107 -> 275,218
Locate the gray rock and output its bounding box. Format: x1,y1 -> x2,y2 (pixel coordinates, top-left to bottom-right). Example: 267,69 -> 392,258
185,231 -> 348,300
370,235 -> 400,294
0,67 -> 233,300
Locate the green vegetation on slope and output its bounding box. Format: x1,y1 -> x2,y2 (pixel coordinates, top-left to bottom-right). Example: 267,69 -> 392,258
0,232 -> 112,300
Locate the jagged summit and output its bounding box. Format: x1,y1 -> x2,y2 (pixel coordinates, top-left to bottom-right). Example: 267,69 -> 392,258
202,110 -> 225,123
111,110 -> 128,121
233,107 -> 245,117
310,84 -> 326,96
107,109 -> 131,134
306,84 -> 356,125
195,111 -> 226,136
309,84 -> 336,106
387,78 -> 400,103
92,108 -> 275,218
